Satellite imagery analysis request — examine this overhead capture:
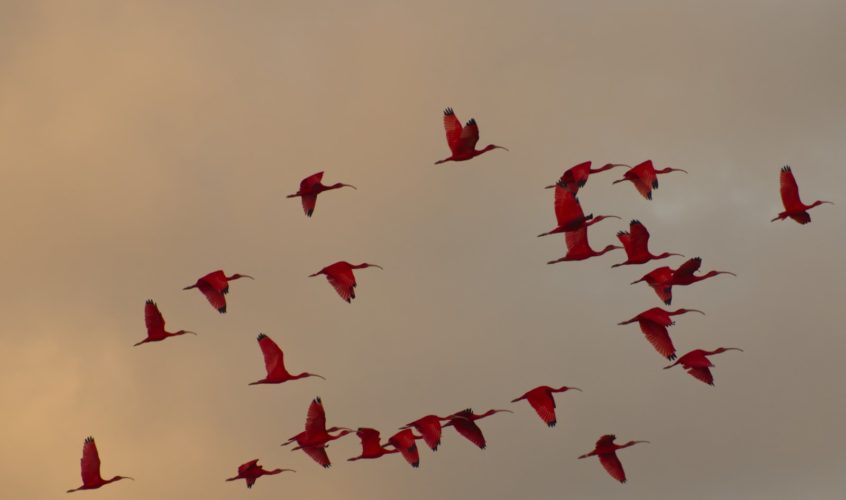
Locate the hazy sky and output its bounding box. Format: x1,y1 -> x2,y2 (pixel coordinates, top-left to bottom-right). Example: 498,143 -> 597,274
2,1 -> 845,499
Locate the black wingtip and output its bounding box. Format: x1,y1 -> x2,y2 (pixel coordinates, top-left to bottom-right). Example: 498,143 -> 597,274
548,421 -> 557,428
257,333 -> 267,341
218,307 -> 226,313
145,299 -> 154,305
466,118 -> 476,126
444,107 -> 454,115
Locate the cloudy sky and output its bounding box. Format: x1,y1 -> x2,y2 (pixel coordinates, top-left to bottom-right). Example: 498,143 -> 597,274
1,1 -> 844,499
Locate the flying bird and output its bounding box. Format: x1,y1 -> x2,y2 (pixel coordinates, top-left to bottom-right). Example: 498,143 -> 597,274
134,300 -> 196,346
546,161 -> 629,193
435,107 -> 507,164
183,270 -> 253,313
547,226 -> 622,264
348,428 -> 398,462
249,333 -> 325,385
538,186 -> 620,237
612,159 -> 687,200
401,415 -> 451,451
772,165 -> 832,224
287,171 -> 356,217
578,434 -> 649,483
443,409 -> 512,450
66,437 -> 133,493
664,347 -> 743,385
612,220 -> 683,267
281,397 -> 352,468
618,307 -> 705,360
632,258 -> 735,305
387,429 -> 423,468
511,385 -> 581,427
309,261 -> 382,303
225,460 -> 294,489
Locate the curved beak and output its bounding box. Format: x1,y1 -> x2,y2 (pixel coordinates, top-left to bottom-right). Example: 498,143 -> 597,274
311,373 -> 327,380
631,278 -> 645,285
688,309 -> 705,315
242,275 -> 255,280
674,169 -> 689,174
184,331 -> 198,336
600,215 -> 622,220
727,348 -> 744,352
720,271 -> 737,277
544,184 -> 555,189
568,387 -> 582,392
343,184 -> 357,190
496,146 -> 509,151
369,264 -> 384,270
634,440 -> 650,444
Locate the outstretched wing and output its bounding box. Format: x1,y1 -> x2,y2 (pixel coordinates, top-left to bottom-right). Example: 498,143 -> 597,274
300,172 -> 325,192
412,418 -> 442,451
451,418 -> 487,449
554,187 -> 585,226
305,397 -> 327,436
326,267 -> 357,303
144,300 -> 165,336
301,195 -> 318,217
686,366 -> 714,385
302,445 -> 331,468
598,452 -> 627,483
197,280 -> 227,313
639,320 -> 676,360
779,166 -> 802,210
257,334 -> 288,379
673,257 -> 702,282
80,437 -> 102,486
238,459 -> 260,475
565,226 -> 589,253
458,118 -> 480,152
442,108 -> 463,154
527,390 -> 558,427
356,428 -> 384,456
629,220 -> 650,255
201,270 -> 229,293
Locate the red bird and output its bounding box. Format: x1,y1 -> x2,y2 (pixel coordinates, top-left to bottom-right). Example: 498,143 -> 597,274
401,415 -> 450,451
225,459 -> 294,489
287,171 -> 356,217
281,397 -> 352,468
547,226 -> 622,264
388,429 -> 423,468
612,160 -> 687,200
578,434 -> 649,483
66,437 -> 133,493
434,107 -> 507,164
546,161 -> 629,193
511,385 -> 581,427
538,187 -> 620,237
348,428 -> 398,462
612,220 -> 682,267
618,307 -> 705,360
632,258 -> 735,305
443,408 -> 512,450
134,300 -> 196,346
772,165 -> 832,224
309,261 -> 382,303
664,347 -> 743,385
249,333 -> 325,385
183,270 -> 253,313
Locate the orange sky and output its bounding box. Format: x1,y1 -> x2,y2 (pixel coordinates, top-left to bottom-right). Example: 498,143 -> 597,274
1,1 -> 845,499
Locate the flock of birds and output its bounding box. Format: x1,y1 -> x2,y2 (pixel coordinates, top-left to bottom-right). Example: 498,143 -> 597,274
65,108 -> 832,493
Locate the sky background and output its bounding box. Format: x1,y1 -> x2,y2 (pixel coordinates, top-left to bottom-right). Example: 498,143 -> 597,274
2,1 -> 845,499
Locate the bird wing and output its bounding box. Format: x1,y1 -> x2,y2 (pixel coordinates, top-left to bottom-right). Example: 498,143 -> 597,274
442,108 -> 463,153
144,300 -> 165,337
686,366 -> 714,385
201,270 -> 229,293
413,418 -> 442,451
631,176 -> 654,200
301,445 -> 331,468
565,226 -> 589,253
567,161 -> 591,187
356,428 -> 384,456
641,308 -> 673,327
238,459 -> 260,475
629,220 -> 650,255
652,284 -> 673,305
554,187 -> 584,226
80,437 -> 103,486
616,230 -> 633,255
598,452 -> 627,483
305,397 -> 327,436
673,257 -> 702,282
257,334 -> 288,379
779,166 -> 802,210
300,171 -> 325,192
451,417 -> 487,449
527,390 -> 558,426
326,267 -> 356,303
789,212 -> 811,224
392,438 -> 420,467
197,280 -> 227,313
301,195 -> 318,217
458,118 -> 480,152
639,320 -> 676,359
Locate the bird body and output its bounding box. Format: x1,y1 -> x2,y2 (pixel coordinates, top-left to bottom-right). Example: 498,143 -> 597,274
348,428 -> 398,462
287,171 -> 356,217
633,258 -> 735,305
281,397 -> 352,468
664,347 -> 743,385
249,333 -> 325,385
309,261 -> 382,303
443,409 -> 512,449
134,300 -> 196,346
402,415 -> 449,451
618,307 -> 704,360
612,160 -> 687,200
511,385 -> 581,427
538,186 -> 619,237
66,437 -> 133,493
547,226 -> 621,264
183,270 -> 253,313
435,108 -> 507,164
547,161 -> 629,193
578,434 -> 648,483
225,459 -> 293,489
772,165 -> 832,224
613,220 -> 682,267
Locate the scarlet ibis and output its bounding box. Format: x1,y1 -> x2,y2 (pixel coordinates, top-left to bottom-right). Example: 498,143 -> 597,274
511,385 -> 581,427
664,347 -> 743,385
546,161 -> 629,193
387,429 -> 423,468
248,333 -> 325,385
183,270 -> 253,313
612,220 -> 682,267
225,459 -> 294,489
287,171 -> 356,217
434,107 -> 507,164
612,160 -> 686,200
578,434 -> 649,483
538,186 -> 620,237
348,428 -> 398,462
401,415 -> 450,451
134,300 -> 196,346
772,165 -> 832,224
547,226 -> 622,264
309,261 -> 382,303
281,397 -> 352,468
443,409 -> 512,449
66,437 -> 133,493
632,258 -> 735,305
618,307 -> 705,360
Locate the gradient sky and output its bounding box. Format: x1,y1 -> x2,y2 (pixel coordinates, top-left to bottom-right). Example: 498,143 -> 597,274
2,1 -> 845,499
